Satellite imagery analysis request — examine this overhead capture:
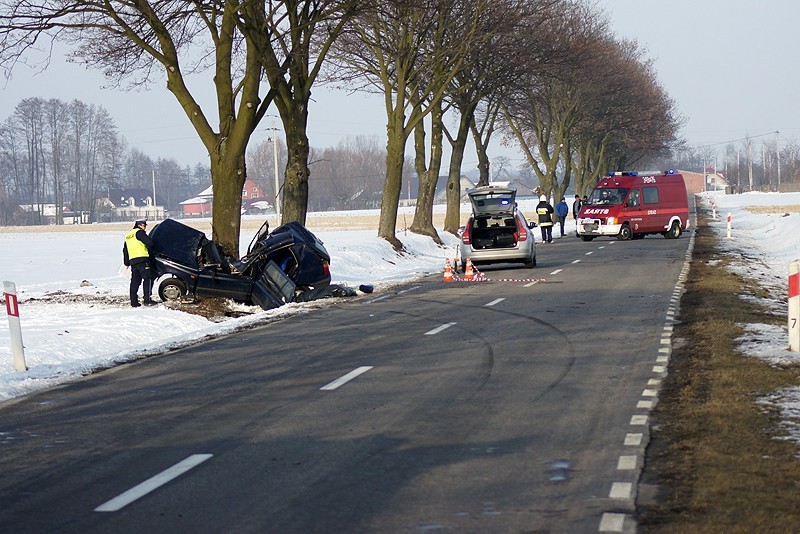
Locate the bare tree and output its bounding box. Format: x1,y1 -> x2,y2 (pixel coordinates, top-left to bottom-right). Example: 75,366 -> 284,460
239,0 -> 363,226
330,0 -> 485,249
0,1 -> 280,254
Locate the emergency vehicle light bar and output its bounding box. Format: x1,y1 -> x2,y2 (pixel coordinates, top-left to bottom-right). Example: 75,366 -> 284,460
608,170 -> 676,176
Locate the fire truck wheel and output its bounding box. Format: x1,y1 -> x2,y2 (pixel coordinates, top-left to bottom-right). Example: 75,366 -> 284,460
665,221 -> 681,239
618,224 -> 632,241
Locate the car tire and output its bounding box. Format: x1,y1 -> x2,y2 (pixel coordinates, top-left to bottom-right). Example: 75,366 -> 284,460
524,253 -> 536,268
665,221 -> 682,239
158,277 -> 188,302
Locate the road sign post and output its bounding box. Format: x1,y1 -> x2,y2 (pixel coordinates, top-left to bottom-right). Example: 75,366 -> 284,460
790,261 -> 800,352
3,281 -> 27,371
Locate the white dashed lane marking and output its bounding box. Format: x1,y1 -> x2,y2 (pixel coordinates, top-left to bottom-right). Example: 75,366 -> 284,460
624,433 -> 643,446
94,454 -> 213,512
485,298 -> 505,307
599,512 -> 626,532
320,366 -> 374,391
424,322 -> 456,335
617,455 -> 637,470
609,482 -> 632,499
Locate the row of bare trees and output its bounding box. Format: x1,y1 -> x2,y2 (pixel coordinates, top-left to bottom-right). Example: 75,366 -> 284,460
0,0 -> 680,254
0,97 -> 121,224
0,97 -> 210,225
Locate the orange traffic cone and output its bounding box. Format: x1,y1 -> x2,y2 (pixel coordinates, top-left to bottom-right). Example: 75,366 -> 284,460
464,257 -> 474,281
443,258 -> 455,282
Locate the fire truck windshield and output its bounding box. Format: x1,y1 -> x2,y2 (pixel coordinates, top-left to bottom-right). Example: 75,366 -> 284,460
588,188 -> 628,205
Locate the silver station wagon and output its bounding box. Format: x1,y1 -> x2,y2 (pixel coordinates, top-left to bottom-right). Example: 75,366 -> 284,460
459,185 -> 537,271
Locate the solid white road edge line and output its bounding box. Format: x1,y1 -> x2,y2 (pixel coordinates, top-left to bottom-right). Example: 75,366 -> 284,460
424,322 -> 456,336
94,453 -> 213,512
320,366 -> 374,391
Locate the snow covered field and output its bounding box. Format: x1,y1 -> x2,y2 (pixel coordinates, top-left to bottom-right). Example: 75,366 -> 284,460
1,194 -> 799,426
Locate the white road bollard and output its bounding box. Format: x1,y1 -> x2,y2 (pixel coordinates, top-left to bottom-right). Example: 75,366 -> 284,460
3,281 -> 27,371
727,212 -> 732,239
712,203 -> 717,219
790,261 -> 800,352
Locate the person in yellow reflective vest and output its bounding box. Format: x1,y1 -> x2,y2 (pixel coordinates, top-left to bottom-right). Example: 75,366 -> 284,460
535,195 -> 554,243
123,219 -> 156,307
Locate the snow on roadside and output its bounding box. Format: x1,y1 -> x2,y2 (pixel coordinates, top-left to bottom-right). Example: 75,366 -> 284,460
705,191 -> 800,447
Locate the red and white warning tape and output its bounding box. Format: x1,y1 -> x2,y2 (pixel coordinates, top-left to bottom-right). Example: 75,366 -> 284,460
449,266 -> 546,283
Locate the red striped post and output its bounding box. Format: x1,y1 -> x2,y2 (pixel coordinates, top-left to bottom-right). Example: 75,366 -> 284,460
726,213 -> 732,239
3,281 -> 27,371
790,261 -> 799,352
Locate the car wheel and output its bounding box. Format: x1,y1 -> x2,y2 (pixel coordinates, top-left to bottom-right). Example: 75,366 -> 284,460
158,277 -> 188,302
524,253 -> 535,268
665,221 -> 681,239
618,224 -> 632,241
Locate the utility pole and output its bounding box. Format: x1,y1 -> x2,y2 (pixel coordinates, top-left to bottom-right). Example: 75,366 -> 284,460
737,150 -> 741,191
272,117 -> 280,220
747,138 -> 753,191
151,169 -> 157,220
777,130 -> 781,189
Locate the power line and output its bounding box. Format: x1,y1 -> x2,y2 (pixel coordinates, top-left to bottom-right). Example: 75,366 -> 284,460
693,130 -> 780,149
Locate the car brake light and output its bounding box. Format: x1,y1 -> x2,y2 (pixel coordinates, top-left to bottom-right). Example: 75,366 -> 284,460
516,215 -> 527,241
462,218 -> 472,245
322,261 -> 330,277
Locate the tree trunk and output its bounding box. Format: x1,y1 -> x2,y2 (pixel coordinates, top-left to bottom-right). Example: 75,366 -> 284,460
410,102 -> 443,243
444,106 -> 474,235
209,139 -> 247,258
378,128 -> 406,250
471,117 -> 491,186
279,101 -> 311,226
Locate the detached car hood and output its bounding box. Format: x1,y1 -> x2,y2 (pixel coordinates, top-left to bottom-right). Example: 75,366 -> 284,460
467,186 -> 517,216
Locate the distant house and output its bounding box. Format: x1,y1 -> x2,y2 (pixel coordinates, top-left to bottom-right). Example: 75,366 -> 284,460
104,188 -> 164,222
180,179 -> 270,217
433,176 -> 476,204
678,171 -> 723,194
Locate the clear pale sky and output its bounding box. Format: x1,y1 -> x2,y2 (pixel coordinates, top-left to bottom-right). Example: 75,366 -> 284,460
599,0 -> 800,151
1,1 -> 798,167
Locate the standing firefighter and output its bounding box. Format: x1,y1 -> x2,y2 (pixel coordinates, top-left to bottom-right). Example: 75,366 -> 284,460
536,195 -> 554,243
123,219 -> 156,307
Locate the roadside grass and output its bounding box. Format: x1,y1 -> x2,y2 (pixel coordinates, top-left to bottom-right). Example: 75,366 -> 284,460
638,212 -> 800,532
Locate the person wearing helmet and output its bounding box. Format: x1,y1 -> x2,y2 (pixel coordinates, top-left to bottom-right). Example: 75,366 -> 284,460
123,219 -> 156,307
535,195 -> 554,243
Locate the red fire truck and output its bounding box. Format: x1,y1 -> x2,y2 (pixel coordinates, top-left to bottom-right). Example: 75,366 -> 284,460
577,171 -> 689,241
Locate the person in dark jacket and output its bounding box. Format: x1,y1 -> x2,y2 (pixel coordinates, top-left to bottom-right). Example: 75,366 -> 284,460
123,219 -> 156,307
555,198 -> 569,237
572,194 -> 582,236
572,194 -> 582,220
535,195 -> 554,243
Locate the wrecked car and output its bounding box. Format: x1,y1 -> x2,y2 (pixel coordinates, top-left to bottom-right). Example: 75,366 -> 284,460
149,219 -> 353,310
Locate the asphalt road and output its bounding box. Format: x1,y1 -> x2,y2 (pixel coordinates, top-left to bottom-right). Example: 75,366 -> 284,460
0,231 -> 692,533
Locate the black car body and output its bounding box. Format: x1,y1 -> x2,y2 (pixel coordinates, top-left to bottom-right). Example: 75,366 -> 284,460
149,219 -> 332,310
